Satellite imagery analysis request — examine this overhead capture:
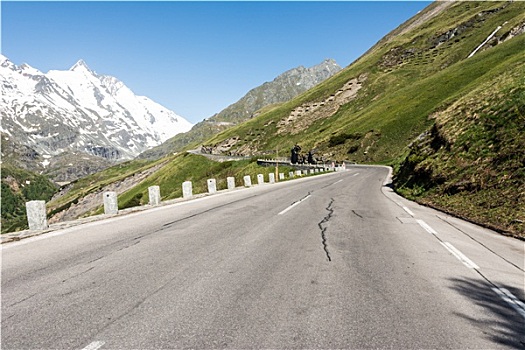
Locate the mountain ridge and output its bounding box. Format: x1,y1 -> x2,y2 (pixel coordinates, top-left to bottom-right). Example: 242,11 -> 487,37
138,58 -> 341,159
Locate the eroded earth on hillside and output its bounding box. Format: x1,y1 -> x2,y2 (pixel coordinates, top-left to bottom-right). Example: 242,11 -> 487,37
277,74 -> 367,135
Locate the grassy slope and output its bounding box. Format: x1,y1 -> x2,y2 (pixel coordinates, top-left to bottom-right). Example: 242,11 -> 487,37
395,62 -> 525,236
46,158 -> 162,218
114,153 -> 295,212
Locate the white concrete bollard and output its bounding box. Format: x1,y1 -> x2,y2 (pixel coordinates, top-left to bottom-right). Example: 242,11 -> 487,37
279,173 -> 285,181
257,174 -> 264,185
268,173 -> 275,184
182,181 -> 193,199
244,175 -> 252,187
26,200 -> 48,230
290,171 -> 295,178
309,169 -> 315,175
227,177 -> 236,190
103,191 -> 118,215
315,169 -> 319,173
148,186 -> 161,206
207,178 -> 217,194
296,170 -> 302,177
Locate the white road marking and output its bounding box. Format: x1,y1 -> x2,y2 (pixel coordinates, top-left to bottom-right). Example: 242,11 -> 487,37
352,173 -> 360,177
440,242 -> 480,269
403,206 -> 415,217
492,287 -> 525,320
278,195 -> 311,215
82,341 -> 105,350
417,219 -> 437,235
333,179 -> 344,185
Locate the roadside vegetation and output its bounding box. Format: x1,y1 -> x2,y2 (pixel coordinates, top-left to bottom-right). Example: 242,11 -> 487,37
93,153 -> 296,215
395,65 -> 525,237
1,164 -> 58,233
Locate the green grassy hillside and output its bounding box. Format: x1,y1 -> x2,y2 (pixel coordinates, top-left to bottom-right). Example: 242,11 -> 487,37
395,63 -> 524,236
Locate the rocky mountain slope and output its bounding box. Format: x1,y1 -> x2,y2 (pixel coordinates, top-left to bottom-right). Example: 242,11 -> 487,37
138,59 -> 341,159
0,56 -> 193,181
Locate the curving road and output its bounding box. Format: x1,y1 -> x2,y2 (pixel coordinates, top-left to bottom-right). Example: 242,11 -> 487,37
2,166 -> 524,349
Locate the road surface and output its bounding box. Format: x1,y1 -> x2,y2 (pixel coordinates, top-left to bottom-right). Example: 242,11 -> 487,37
2,166 -> 524,349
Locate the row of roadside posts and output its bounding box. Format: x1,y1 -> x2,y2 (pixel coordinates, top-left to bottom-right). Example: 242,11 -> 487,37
25,166 -> 345,232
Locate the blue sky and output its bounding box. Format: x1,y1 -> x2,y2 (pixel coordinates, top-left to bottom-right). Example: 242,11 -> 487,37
2,1 -> 430,123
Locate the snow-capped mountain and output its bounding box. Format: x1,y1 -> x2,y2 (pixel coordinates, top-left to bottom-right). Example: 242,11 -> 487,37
0,55 -> 193,171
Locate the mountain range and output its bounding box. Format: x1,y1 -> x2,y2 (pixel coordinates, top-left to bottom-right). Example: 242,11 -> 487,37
0,56 -> 193,181
138,59 -> 341,159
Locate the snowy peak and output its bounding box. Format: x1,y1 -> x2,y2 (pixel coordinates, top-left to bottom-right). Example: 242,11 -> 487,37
70,59 -> 93,73
0,55 -> 193,181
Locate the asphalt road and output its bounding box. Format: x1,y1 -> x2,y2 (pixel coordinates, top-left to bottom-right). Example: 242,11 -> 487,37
2,166 -> 524,349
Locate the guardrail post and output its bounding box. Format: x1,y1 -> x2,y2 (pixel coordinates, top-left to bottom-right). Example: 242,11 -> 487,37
182,181 -> 193,199
227,177 -> 236,190
257,174 -> 264,185
279,173 -> 285,180
289,171 -> 295,178
207,179 -> 217,194
26,200 -> 48,230
103,191 -> 118,215
268,173 -> 275,184
244,175 -> 252,187
148,186 -> 161,206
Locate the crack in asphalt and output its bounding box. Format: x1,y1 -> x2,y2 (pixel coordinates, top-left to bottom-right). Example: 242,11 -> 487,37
352,210 -> 364,219
6,293 -> 38,308
61,266 -> 96,284
318,198 -> 335,262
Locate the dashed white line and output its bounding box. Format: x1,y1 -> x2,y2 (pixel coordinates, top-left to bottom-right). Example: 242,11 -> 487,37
440,242 -> 480,269
333,179 -> 343,185
402,206 -> 415,217
82,341 -> 105,350
352,173 -> 360,177
278,195 -> 311,215
416,219 -> 437,235
492,287 -> 525,320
